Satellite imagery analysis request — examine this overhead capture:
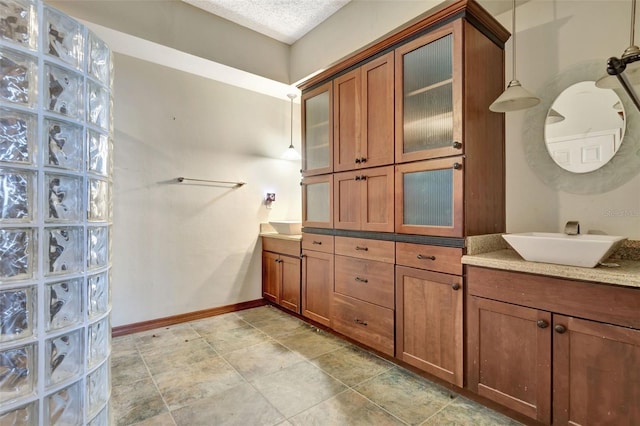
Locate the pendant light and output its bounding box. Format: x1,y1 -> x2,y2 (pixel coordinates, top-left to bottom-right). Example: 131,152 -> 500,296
595,0 -> 640,111
489,0 -> 540,112
282,93 -> 301,160
546,108 -> 565,124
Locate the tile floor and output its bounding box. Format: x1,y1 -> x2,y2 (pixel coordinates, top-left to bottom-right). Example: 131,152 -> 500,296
111,305 -> 523,426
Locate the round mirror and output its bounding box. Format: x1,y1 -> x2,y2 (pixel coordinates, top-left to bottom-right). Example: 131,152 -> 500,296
544,81 -> 625,173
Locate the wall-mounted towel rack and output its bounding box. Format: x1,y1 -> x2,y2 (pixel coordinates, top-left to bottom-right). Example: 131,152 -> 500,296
177,177 -> 246,187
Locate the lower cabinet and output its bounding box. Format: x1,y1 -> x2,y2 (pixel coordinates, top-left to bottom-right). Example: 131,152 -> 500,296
301,234 -> 334,327
467,265 -> 640,425
262,237 -> 302,314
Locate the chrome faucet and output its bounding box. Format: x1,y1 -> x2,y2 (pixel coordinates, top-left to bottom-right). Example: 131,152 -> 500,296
564,221 -> 580,235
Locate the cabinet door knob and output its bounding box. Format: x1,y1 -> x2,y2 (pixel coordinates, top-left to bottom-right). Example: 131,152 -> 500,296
360,157 -> 367,163
354,318 -> 368,326
355,175 -> 361,181
537,320 -> 549,329
417,254 -> 436,260
355,277 -> 369,283
359,175 -> 367,181
300,254 -> 306,258
274,258 -> 280,263
453,162 -> 462,170
451,283 -> 461,290
555,324 -> 567,334
355,246 -> 369,251
355,158 -> 361,164
453,141 -> 462,149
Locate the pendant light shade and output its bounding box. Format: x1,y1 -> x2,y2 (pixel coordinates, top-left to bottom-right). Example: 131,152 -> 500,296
546,108 -> 565,124
489,0 -> 540,112
283,93 -> 301,160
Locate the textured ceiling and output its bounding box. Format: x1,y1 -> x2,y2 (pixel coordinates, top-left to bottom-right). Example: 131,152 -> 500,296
182,0 -> 352,45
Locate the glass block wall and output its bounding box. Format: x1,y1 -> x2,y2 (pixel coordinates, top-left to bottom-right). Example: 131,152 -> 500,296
0,0 -> 113,424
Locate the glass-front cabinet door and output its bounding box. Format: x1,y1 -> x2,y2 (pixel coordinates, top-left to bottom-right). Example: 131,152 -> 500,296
302,82 -> 333,176
395,22 -> 463,163
302,174 -> 333,228
395,157 -> 463,237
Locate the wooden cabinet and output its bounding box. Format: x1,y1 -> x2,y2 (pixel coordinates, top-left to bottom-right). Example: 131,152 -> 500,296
262,237 -> 301,314
334,52 -> 394,172
467,266 -> 640,425
302,82 -> 332,176
302,174 -> 333,229
301,233 -> 334,327
334,166 -> 394,232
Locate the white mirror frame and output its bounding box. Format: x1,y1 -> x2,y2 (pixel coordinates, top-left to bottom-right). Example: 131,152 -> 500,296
523,60 -> 640,194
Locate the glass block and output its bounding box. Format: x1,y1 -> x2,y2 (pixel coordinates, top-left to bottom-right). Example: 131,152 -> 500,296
0,168 -> 34,222
403,168 -> 453,226
87,129 -> 108,176
45,278 -> 82,331
88,404 -> 109,426
87,80 -> 109,130
0,107 -> 36,165
45,329 -> 83,386
0,228 -> 34,283
46,173 -> 82,222
86,361 -> 109,418
0,286 -> 34,342
0,47 -> 37,107
45,227 -> 82,276
88,179 -> 107,222
0,343 -> 35,404
0,0 -> 38,49
44,6 -> 83,69
45,380 -> 82,425
88,226 -> 108,269
87,271 -> 109,319
45,63 -> 82,118
0,400 -> 38,425
44,117 -> 83,171
88,317 -> 109,368
88,31 -> 110,85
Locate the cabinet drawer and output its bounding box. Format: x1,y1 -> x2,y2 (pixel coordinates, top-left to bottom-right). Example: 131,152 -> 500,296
332,293 -> 394,356
262,237 -> 301,257
335,256 -> 394,309
335,236 -> 395,263
302,233 -> 334,253
396,242 -> 462,275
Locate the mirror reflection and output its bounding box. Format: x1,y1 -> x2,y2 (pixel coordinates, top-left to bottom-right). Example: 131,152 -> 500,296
544,81 -> 625,173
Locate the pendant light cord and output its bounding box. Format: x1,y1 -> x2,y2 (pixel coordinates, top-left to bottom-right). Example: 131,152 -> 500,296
511,0 -> 516,81
290,95 -> 294,148
631,0 -> 637,46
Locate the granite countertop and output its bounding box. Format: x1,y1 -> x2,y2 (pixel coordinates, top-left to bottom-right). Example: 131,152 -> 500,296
463,234 -> 640,288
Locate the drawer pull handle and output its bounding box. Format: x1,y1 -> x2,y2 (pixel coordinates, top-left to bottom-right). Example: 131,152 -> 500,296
555,324 -> 567,334
417,254 -> 436,260
355,246 -> 369,251
355,277 -> 368,283
312,241 -> 322,245
451,283 -> 460,290
537,320 -> 549,329
354,318 -> 368,326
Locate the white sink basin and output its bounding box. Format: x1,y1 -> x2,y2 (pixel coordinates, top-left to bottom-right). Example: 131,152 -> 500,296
269,220 -> 302,235
502,232 -> 627,268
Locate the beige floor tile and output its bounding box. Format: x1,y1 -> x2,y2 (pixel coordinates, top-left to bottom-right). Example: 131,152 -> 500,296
130,412 -> 176,426
202,324 -> 269,354
134,323 -> 201,353
189,313 -> 249,336
235,305 -> 286,324
111,351 -> 150,386
111,378 -> 167,426
422,397 -> 523,426
275,328 -> 347,359
250,315 -> 309,338
310,345 -> 394,386
141,338 -> 215,377
290,389 -> 405,426
252,361 -> 347,418
355,367 -> 455,425
223,340 -> 304,381
171,382 -> 284,426
112,335 -> 138,354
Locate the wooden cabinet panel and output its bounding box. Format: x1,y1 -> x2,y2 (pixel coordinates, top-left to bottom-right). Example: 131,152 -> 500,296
280,255 -> 301,313
396,242 -> 462,275
302,82 -> 333,176
467,296 -> 551,423
302,249 -> 334,327
262,238 -> 301,257
302,233 -> 334,253
332,293 -> 394,356
335,255 -> 394,309
334,69 -> 361,172
396,266 -> 463,386
302,174 -> 333,229
262,251 -> 280,304
334,170 -> 360,230
334,236 -> 395,263
262,237 -> 302,314
553,315 -> 640,426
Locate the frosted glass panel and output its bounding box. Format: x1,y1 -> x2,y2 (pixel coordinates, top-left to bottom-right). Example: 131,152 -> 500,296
403,34 -> 453,153
403,168 -> 453,226
305,182 -> 329,223
304,91 -> 330,170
